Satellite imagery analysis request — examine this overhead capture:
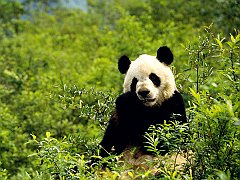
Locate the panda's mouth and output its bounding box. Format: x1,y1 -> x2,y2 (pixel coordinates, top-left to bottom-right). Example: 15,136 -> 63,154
141,98 -> 156,106
141,98 -> 156,103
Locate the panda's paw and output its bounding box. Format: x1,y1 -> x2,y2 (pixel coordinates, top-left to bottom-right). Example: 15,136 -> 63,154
116,92 -> 142,110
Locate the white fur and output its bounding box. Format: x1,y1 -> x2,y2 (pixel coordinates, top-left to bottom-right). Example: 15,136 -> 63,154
123,54 -> 176,106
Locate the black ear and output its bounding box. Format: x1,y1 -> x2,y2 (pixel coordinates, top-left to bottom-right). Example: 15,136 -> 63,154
118,55 -> 131,74
156,46 -> 174,65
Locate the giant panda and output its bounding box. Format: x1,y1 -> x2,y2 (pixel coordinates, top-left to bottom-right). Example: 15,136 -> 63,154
99,46 -> 186,158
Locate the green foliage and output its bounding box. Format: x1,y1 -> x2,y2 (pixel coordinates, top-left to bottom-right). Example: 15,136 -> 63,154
144,121 -> 190,155
189,90 -> 240,179
0,0 -> 239,179
58,85 -> 116,131
28,132 -> 89,179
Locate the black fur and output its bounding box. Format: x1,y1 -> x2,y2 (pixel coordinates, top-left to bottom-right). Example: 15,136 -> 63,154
130,77 -> 138,92
100,91 -> 186,157
156,46 -> 174,65
149,73 -> 161,87
118,55 -> 131,74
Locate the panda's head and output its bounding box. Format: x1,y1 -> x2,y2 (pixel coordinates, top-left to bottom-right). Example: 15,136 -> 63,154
118,46 -> 176,107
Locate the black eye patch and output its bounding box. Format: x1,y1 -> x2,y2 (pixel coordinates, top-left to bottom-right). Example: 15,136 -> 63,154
149,73 -> 161,87
131,77 -> 138,92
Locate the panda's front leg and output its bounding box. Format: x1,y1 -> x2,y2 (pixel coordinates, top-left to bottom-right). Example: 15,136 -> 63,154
99,112 -> 127,157
100,92 -> 142,157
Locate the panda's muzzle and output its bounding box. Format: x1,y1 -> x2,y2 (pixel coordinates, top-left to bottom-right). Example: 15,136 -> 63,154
138,90 -> 150,98
138,90 -> 156,104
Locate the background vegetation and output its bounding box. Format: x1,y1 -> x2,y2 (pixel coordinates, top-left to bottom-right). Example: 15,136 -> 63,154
0,0 -> 239,179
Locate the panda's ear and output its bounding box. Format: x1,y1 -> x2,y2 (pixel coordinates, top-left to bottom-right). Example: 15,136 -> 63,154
118,55 -> 131,74
156,46 -> 174,65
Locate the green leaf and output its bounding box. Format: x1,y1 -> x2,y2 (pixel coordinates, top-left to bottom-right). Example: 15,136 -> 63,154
226,41 -> 234,48
215,38 -> 223,49
128,171 -> 134,178
113,172 -> 119,179
46,132 -> 51,138
31,134 -> 37,140
190,88 -> 200,105
230,34 -> 235,43
235,33 -> 240,43
226,99 -> 234,117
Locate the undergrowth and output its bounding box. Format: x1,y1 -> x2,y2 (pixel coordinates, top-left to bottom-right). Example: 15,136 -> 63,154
0,11 -> 239,179
24,27 -> 240,179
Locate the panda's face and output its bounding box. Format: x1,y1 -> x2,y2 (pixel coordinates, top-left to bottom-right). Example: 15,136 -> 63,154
118,46 -> 176,107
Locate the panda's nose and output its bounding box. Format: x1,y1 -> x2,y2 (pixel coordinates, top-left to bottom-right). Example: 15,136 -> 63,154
138,90 -> 150,98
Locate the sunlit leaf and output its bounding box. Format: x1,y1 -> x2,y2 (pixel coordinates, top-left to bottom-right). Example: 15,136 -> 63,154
230,34 -> 235,43
215,38 -> 223,49
128,171 -> 134,178
46,132 -> 51,138
190,88 -> 200,105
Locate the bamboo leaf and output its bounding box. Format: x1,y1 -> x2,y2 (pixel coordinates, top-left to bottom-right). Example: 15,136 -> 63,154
46,132 -> 51,138
215,38 -> 223,49
230,34 -> 235,43
190,88 -> 200,104
128,171 -> 134,178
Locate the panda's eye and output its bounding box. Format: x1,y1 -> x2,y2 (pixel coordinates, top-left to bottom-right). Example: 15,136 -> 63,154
149,73 -> 161,87
131,77 -> 138,92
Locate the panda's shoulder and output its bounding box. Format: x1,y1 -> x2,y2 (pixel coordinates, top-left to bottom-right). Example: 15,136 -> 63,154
163,90 -> 184,106
116,92 -> 143,112
171,90 -> 183,99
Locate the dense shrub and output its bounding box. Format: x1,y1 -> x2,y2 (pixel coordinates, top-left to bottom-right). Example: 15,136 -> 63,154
0,0 -> 239,179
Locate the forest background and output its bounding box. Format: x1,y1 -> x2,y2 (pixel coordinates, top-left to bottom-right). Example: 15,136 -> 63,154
0,0 -> 239,179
